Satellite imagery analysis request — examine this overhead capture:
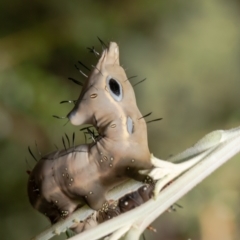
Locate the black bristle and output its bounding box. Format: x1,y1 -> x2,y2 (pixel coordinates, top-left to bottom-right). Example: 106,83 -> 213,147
74,65 -> 88,78
62,137 -> 67,150
78,61 -> 91,71
53,115 -> 67,119
72,132 -> 75,147
68,77 -> 83,86
87,46 -> 100,56
63,119 -> 69,127
146,118 -> 163,124
83,132 -> 87,144
175,203 -> 183,209
65,133 -> 70,148
28,146 -> 37,162
60,100 -> 76,104
97,37 -> 108,49
133,78 -> 146,87
80,126 -> 92,132
125,75 -> 138,82
139,112 -> 152,120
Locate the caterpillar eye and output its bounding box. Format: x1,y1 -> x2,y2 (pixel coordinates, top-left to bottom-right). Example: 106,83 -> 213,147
107,77 -> 123,101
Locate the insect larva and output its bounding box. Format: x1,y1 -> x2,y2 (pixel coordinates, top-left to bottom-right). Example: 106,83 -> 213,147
28,40 -> 153,231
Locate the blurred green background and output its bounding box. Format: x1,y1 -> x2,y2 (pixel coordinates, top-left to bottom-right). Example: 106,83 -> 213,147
0,0 -> 240,239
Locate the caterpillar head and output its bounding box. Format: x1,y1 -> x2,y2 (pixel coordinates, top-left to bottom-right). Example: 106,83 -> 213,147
67,42 -> 141,139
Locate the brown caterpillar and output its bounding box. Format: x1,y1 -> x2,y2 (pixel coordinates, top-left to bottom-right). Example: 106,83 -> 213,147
27,41 -> 154,227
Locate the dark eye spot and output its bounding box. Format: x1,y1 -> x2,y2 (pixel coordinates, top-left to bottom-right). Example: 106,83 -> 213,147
107,76 -> 123,101
109,79 -> 120,96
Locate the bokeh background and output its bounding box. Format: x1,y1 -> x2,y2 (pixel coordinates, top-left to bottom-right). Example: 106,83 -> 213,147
1,0 -> 240,239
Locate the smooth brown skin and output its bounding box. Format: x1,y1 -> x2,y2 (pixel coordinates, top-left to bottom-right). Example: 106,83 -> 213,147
28,42 -> 152,224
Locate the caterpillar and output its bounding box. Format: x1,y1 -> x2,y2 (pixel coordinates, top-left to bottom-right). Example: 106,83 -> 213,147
27,40 -> 155,230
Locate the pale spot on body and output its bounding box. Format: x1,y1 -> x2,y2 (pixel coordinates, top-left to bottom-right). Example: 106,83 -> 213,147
90,93 -> 98,98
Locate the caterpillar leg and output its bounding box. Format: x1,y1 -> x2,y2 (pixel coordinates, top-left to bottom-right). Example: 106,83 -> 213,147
98,200 -> 120,223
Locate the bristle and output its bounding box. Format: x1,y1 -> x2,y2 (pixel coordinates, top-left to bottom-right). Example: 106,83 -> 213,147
80,126 -> 93,143
74,65 -> 88,78
138,112 -> 152,120
87,128 -> 97,142
146,118 -> 163,124
78,61 -> 91,72
80,126 -> 98,143
63,119 -> 69,127
87,46 -> 100,57
174,203 -> 183,208
80,126 -> 93,132
62,137 -> 67,150
83,132 -> 87,144
28,146 -> 37,162
72,132 -> 75,148
97,37 -> 108,49
125,75 -> 137,82
65,133 -> 70,148
68,77 -> 83,86
52,115 -> 67,119
60,100 -> 76,104
133,78 -> 146,87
